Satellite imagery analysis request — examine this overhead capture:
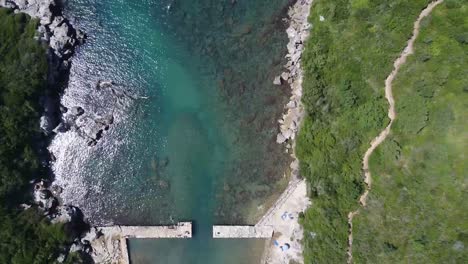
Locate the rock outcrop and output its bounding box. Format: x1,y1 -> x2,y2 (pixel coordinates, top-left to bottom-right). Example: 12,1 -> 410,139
1,0 -> 86,135
33,180 -> 80,223
0,0 -> 85,57
1,1 -> 91,261
275,0 -> 312,148
0,2 -> 116,147
267,2 -> 313,264
54,106 -> 114,146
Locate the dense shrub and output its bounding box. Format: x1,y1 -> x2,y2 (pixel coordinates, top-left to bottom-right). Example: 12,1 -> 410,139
297,0 -> 432,262
0,8 -> 75,263
353,2 -> 468,263
0,8 -> 47,202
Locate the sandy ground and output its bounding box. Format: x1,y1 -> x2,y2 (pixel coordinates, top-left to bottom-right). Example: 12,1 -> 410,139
258,180 -> 311,264
346,1 -> 444,263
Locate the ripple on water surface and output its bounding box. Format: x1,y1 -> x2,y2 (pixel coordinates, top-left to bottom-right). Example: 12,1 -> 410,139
54,0 -> 291,227
54,0 -> 292,263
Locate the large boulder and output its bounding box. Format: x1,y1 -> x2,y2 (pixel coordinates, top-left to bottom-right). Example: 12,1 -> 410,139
0,0 -> 17,8
70,106 -> 84,116
51,205 -> 79,224
50,22 -> 71,56
40,115 -> 54,134
12,0 -> 55,25
276,133 -> 286,144
1,0 -> 85,59
273,76 -> 282,85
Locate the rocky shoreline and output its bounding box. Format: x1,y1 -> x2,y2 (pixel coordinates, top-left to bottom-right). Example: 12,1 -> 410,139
0,0 -> 98,261
275,0 -> 312,178
1,0 -> 313,262
268,0 -> 313,263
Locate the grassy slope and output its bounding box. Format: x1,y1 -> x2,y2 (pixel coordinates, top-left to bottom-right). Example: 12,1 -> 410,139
0,8 -> 80,264
297,0 -> 432,262
353,1 -> 468,263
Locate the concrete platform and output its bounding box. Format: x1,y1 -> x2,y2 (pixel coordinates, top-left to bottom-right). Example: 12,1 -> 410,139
89,222 -> 192,264
100,222 -> 192,239
213,225 -> 274,238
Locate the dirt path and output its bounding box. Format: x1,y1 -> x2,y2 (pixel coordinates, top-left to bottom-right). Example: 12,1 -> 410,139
346,1 -> 444,263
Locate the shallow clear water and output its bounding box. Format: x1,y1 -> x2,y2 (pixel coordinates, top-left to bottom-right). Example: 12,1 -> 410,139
53,0 -> 292,263
128,238 -> 266,264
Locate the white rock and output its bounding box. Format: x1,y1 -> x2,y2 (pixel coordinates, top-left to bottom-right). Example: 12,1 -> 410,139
50,23 -> 70,54
290,159 -> 299,171
273,76 -> 282,85
287,101 -> 296,108
276,133 -> 286,144
291,52 -> 301,63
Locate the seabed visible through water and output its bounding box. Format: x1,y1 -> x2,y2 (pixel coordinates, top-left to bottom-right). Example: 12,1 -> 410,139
52,0 -> 296,263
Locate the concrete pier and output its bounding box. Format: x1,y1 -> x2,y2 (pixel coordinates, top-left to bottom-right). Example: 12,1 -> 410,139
89,222 -> 192,264
213,225 -> 274,238
100,222 -> 192,239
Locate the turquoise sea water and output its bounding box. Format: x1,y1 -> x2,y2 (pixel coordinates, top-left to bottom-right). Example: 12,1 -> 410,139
52,0 -> 292,263
128,238 -> 266,264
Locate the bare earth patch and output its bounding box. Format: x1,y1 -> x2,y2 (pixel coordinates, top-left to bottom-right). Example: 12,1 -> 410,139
259,180 -> 311,264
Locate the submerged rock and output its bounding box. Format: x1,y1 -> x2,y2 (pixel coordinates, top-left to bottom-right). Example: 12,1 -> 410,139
52,205 -> 79,224
60,105 -> 68,113
40,115 -> 54,134
96,80 -> 114,89
70,106 -> 84,116
273,75 -> 282,85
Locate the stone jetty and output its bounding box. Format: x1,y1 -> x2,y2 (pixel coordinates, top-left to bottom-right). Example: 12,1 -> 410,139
98,223 -> 192,239
213,225 -> 274,238
87,222 -> 192,264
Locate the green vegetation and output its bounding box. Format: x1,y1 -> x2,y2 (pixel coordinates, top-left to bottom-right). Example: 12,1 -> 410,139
298,0 -> 468,262
353,1 -> 468,263
0,8 -> 76,263
296,0 -> 434,262
0,207 -> 74,264
0,8 -> 46,202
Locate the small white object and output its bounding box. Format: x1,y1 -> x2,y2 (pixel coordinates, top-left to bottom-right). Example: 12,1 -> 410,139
319,15 -> 325,22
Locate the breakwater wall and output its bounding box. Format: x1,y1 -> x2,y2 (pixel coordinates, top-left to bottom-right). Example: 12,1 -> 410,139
88,222 -> 192,264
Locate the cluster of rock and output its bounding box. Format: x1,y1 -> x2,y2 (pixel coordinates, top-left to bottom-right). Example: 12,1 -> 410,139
0,0 -> 85,58
274,0 -> 312,181
275,0 -> 312,147
55,104 -> 114,146
0,0 -> 88,138
32,180 -> 77,223
32,180 -> 93,261
1,1 -> 116,147
85,229 -> 127,264
0,1 -> 97,261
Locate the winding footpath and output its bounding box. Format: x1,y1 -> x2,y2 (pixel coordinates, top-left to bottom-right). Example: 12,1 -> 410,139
346,1 -> 444,263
